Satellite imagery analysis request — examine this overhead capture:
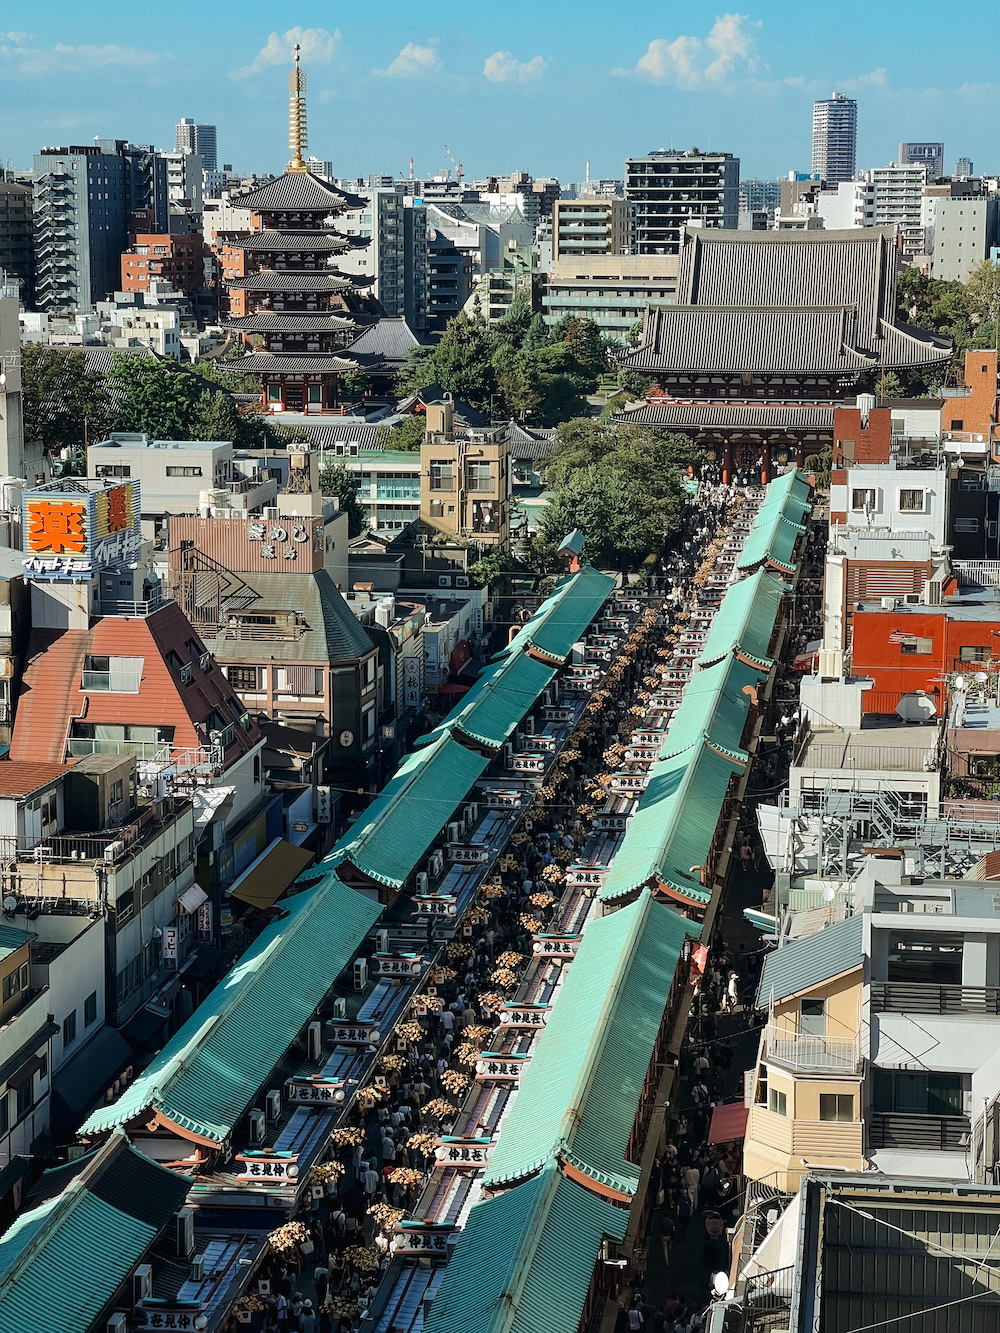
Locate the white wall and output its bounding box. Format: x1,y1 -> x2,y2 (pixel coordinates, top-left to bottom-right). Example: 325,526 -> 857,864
33,918 -> 106,1075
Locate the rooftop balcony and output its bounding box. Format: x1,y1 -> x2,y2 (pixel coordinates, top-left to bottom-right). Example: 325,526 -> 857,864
872,981 -> 1000,1016
765,1025 -> 862,1073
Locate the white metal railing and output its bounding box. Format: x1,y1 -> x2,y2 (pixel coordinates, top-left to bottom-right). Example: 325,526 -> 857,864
765,1025 -> 861,1072
953,561 -> 1000,589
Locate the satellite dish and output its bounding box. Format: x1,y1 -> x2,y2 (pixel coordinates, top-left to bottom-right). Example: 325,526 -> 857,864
712,1272 -> 730,1298
823,884 -> 837,902
2,895 -> 17,913
975,672 -> 990,684
954,675 -> 967,691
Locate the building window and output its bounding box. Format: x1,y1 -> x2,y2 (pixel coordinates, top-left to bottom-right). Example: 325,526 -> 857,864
873,1069 -> 964,1116
959,645 -> 990,663
429,461 -> 455,491
165,466 -> 203,478
94,464 -> 131,479
819,1093 -> 854,1122
1,965 -> 24,1004
227,666 -> 260,692
851,488 -> 875,511
84,991 -> 97,1028
465,462 -> 493,492
267,385 -> 282,402
955,517 -> 980,533
898,489 -> 925,512
62,1009 -> 77,1049
14,1078 -> 33,1122
950,419 -> 964,430
308,386 -> 322,403
0,1093 -> 7,1137
888,936 -> 963,985
768,1087 -> 787,1117
900,637 -> 934,655
82,655 -> 143,693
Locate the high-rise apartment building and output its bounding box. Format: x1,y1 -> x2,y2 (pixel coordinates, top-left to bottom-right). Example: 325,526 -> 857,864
899,141 -> 944,182
812,93 -> 857,184
0,183 -> 34,306
32,141 -> 168,312
551,197 -> 630,259
625,150 -> 740,255
175,118 -> 217,172
739,177 -> 782,219
338,187 -> 429,329
867,163 -> 927,260
956,157 -> 974,178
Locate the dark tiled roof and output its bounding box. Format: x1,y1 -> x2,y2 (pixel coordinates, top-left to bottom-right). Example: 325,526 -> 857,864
226,352 -> 358,374
203,570 -> 375,664
397,382 -> 488,427
346,317 -> 422,365
294,423 -> 384,449
227,271 -> 356,292
234,230 -> 354,253
224,312 -> 358,333
235,171 -> 365,213
81,346 -> 159,376
614,403 -> 836,430
879,320 -> 954,368
619,305 -> 875,375
506,421 -> 557,461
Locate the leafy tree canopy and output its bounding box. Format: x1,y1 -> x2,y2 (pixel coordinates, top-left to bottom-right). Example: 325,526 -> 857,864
21,345 -> 112,453
374,414 -> 428,452
319,461 -> 366,537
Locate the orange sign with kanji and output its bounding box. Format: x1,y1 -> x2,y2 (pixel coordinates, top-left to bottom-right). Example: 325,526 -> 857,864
95,482 -> 137,539
26,501 -> 87,554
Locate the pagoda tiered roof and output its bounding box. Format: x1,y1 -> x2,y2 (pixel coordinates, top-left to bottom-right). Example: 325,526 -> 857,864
235,171 -> 365,213
233,230 -> 359,254
227,271 -> 357,293
224,312 -> 360,334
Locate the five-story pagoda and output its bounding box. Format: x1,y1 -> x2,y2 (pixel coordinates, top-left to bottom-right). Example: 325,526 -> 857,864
223,45 -> 377,414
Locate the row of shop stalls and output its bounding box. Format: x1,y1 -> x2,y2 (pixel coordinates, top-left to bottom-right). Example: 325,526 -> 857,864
0,475 -> 813,1333
366,472 -> 815,1333
0,563 -> 649,1333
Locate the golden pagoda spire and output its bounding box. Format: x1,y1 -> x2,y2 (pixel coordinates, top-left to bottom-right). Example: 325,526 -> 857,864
287,43 -> 308,173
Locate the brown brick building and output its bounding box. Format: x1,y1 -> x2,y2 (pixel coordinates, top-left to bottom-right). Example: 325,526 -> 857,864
120,232 -> 204,297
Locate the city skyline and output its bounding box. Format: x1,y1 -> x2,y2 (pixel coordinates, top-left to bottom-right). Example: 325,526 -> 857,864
0,0 -> 996,182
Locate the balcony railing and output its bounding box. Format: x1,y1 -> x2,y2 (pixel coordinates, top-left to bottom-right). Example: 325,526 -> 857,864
765,1025 -> 862,1072
869,1111 -> 970,1152
872,981 -> 1000,1015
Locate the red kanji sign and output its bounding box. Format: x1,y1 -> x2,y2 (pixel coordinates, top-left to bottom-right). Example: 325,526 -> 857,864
105,486 -> 129,532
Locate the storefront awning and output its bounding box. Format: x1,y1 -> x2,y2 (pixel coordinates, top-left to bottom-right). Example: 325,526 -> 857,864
708,1101 -> 749,1144
177,884 -> 208,916
228,838 -> 315,909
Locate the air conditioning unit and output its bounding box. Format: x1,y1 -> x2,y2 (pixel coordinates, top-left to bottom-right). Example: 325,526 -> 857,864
263,507 -> 280,520
429,850 -> 444,878
107,1315 -> 128,1333
177,1206 -> 195,1257
306,1020 -> 322,1061
905,593 -> 920,604
880,596 -> 896,610
376,928 -> 390,954
447,821 -> 461,843
133,1265 -> 152,1304
191,1254 -> 206,1282
503,742 -> 513,767
456,575 -> 470,588
353,957 -> 369,991
438,575 -> 452,588
464,803 -> 478,830
265,1089 -> 281,1121
248,1110 -> 266,1144
524,716 -> 535,736
103,841 -> 124,863
331,997 -> 347,1020
926,580 -> 943,606
415,871 -> 429,894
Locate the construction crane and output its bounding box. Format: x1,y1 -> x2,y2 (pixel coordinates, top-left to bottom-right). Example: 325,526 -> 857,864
444,144 -> 464,183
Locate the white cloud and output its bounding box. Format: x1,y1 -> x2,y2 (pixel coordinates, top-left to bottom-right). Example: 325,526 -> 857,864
374,41 -> 440,79
483,50 -> 549,83
232,26 -> 339,79
0,39 -> 160,75
613,14 -> 762,89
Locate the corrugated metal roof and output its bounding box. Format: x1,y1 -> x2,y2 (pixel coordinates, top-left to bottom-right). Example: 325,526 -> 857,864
0,923 -> 33,966
698,569 -> 787,668
80,876 -> 382,1143
418,652 -> 557,752
331,734 -> 488,888
0,1131 -> 190,1333
600,740 -> 743,906
500,566 -> 616,665
423,1162 -> 628,1333
665,656 -> 768,755
756,912 -> 864,1006
484,892 -> 696,1194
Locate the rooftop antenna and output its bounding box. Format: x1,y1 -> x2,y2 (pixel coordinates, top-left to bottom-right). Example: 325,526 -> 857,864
287,43 -> 308,174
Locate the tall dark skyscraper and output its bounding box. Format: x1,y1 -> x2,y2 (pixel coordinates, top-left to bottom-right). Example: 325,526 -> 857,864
812,92 -> 857,185
175,118 -> 218,173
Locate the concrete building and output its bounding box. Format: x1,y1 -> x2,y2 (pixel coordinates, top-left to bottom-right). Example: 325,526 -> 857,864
739,177 -> 782,219
160,149 -> 204,214
344,448 -> 421,534
338,187 -> 429,329
625,150 -> 739,255
420,407 -> 512,549
900,141 -> 945,182
867,163 -> 927,260
956,156 -> 974,178
0,183 -> 33,307
815,178 -> 875,230
175,118 -> 217,173
32,142 -> 168,312
541,254 -> 679,340
551,197 -> 630,260
812,92 -> 857,185
928,195 -> 1000,281
0,275 -> 26,486
427,229 -> 474,331
119,231 -> 205,298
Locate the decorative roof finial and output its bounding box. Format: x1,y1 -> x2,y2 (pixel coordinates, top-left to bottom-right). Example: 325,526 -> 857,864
287,42 -> 308,173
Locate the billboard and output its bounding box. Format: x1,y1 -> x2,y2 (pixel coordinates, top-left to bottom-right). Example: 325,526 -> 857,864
22,480 -> 142,580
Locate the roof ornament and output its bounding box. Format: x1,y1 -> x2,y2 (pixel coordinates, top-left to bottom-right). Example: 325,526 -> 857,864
288,43 -> 308,174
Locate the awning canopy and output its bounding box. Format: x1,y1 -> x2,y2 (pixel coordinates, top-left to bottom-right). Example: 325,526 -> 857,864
228,838 -> 315,909
51,1028 -> 133,1133
176,884 -> 208,916
708,1101 -> 749,1144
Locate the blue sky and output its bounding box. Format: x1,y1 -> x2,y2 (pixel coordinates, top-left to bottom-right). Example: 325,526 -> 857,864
2,1 -> 997,181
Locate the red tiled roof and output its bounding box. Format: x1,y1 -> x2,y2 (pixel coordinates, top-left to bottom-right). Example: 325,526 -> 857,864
11,603 -> 260,765
0,760 -> 76,796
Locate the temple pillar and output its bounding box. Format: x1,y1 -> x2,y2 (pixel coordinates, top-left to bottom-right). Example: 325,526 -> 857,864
722,437 -> 733,483
760,443 -> 771,484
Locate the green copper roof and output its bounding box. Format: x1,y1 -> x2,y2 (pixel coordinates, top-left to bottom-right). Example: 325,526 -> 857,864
80,876 -> 381,1144
417,652 -> 557,752
756,466 -> 812,515
484,891 -> 697,1194
0,1131 -> 190,1333
423,1161 -> 627,1333
698,569 -> 787,668
664,655 -> 768,757
600,739 -> 744,906
737,510 -> 805,574
331,733 -> 488,887
499,565 -> 616,665
0,923 -> 33,966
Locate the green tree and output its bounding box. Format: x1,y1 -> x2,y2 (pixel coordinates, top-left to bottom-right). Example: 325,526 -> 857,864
340,369 -> 372,398
522,313 -> 552,352
875,372 -> 904,399
468,547 -> 520,593
394,313 -> 496,412
896,267 -> 930,322
966,260 -> 1000,326
109,356 -> 202,439
319,462 -> 367,536
562,317 -> 606,381
21,345 -> 112,453
188,359 -> 260,394
374,414 -> 427,451
617,367 -> 656,398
